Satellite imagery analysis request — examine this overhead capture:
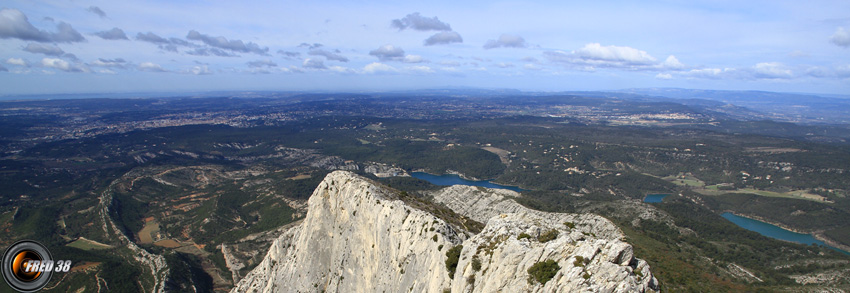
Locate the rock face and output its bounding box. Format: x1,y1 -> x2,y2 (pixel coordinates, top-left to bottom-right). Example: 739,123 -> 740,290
233,171 -> 658,293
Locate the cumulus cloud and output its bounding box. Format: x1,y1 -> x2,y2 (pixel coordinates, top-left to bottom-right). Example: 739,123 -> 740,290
94,28 -> 128,40
483,34 -> 527,49
573,43 -> 657,65
186,65 -> 211,75
424,31 -> 463,46
391,13 -> 452,31
23,43 -> 64,56
308,49 -> 348,62
87,6 -> 107,19
403,55 -> 424,63
329,66 -> 356,74
660,55 -> 685,69
41,58 -> 89,72
544,43 -> 668,70
0,8 -> 85,43
302,58 -> 326,69
138,62 -> 167,72
681,68 -> 732,79
6,58 -> 28,67
277,50 -> 300,58
363,62 -> 397,74
247,59 -> 277,68
186,30 -> 268,55
369,44 -> 405,61
752,62 -> 792,79
186,48 -> 238,57
495,62 -> 514,68
50,22 -> 85,43
90,58 -> 128,68
298,43 -> 323,49
135,32 -> 169,44
831,27 -> 850,48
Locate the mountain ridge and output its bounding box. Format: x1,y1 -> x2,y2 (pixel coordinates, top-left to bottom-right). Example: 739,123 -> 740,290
233,171 -> 658,292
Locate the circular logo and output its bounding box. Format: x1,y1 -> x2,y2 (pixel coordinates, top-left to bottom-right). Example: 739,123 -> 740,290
2,240 -> 53,293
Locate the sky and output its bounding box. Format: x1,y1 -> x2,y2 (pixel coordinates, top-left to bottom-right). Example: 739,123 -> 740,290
0,0 -> 849,95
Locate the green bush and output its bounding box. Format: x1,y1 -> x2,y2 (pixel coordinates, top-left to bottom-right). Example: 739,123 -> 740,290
471,256 -> 482,271
564,222 -> 576,229
527,259 -> 560,285
517,233 -> 532,240
445,245 -> 463,278
538,229 -> 559,242
573,255 -> 587,267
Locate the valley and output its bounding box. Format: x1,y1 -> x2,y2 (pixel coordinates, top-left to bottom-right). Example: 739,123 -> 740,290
1,91 -> 849,291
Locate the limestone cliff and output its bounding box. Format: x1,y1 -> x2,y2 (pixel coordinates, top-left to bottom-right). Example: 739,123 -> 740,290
233,171 -> 658,292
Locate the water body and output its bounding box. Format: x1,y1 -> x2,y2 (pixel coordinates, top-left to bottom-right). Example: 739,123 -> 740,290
721,212 -> 850,256
643,194 -> 671,203
409,172 -> 525,192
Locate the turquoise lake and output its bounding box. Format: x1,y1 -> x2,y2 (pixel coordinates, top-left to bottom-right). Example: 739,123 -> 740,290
644,194 -> 671,203
721,212 -> 849,255
409,172 -> 525,192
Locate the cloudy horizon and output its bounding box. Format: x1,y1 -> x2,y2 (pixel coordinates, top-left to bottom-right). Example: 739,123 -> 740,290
1,0 -> 849,95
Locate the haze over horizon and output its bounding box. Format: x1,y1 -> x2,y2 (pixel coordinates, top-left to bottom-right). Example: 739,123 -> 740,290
1,0 -> 849,95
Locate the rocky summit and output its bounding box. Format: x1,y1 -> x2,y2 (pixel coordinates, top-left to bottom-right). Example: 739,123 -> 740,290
233,171 -> 658,292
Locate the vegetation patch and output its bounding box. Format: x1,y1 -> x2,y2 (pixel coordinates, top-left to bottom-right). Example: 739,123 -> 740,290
537,229 -> 559,242
527,259 -> 560,285
445,245 -> 463,278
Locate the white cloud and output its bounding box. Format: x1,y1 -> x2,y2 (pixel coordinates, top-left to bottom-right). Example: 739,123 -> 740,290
483,34 -> 527,49
41,57 -> 90,72
753,62 -> 792,79
495,62 -> 514,68
660,55 -> 685,69
190,65 -> 211,75
363,62 -> 397,74
830,27 -> 850,48
90,58 -> 128,68
403,55 -> 424,63
544,43 -> 663,71
683,68 -> 723,78
369,45 -> 405,61
655,73 -> 673,79
303,58 -> 326,69
329,65 -> 356,74
573,43 -> 657,65
138,62 -> 167,72
6,58 -> 28,66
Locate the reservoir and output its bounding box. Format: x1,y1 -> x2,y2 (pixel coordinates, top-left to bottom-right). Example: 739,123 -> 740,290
644,194 -> 670,203
721,212 -> 849,256
409,172 -> 525,192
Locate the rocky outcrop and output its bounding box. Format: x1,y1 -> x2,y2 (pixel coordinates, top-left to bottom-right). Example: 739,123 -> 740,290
233,171 -> 658,292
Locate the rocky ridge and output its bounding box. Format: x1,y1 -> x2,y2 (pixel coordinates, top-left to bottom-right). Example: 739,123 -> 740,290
233,171 -> 658,292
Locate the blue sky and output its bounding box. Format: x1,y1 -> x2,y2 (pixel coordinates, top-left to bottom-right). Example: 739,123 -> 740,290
1,0 -> 849,95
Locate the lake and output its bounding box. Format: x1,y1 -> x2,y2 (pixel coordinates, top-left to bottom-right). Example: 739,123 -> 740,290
644,194 -> 671,203
409,172 -> 525,192
721,212 -> 849,255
